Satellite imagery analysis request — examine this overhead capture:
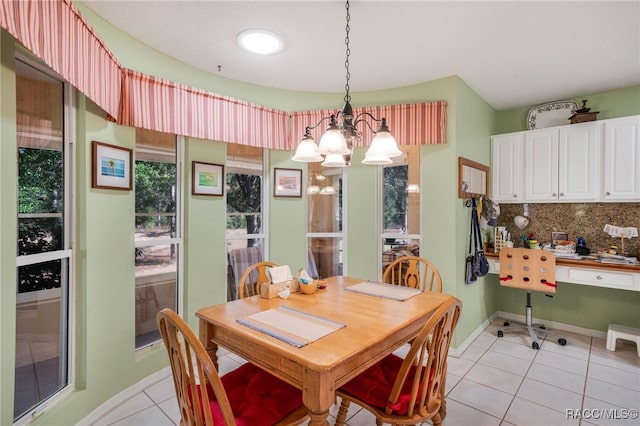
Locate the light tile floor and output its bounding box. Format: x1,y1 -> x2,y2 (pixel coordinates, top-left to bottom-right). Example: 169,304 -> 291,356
86,318 -> 640,425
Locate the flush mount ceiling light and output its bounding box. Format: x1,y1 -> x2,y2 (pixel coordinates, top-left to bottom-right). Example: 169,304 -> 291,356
292,0 -> 401,167
237,29 -> 283,55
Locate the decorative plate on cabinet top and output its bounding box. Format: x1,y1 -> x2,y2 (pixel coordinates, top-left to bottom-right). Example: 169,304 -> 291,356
526,100 -> 578,130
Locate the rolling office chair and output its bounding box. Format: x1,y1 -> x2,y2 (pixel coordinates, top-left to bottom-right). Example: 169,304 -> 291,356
497,248 -> 567,350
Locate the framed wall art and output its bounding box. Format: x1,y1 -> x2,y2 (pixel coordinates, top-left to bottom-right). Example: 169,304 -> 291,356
192,161 -> 224,196
91,140 -> 133,190
273,168 -> 302,197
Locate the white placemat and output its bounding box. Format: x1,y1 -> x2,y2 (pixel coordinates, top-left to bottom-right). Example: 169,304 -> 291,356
345,281 -> 422,301
237,306 -> 345,348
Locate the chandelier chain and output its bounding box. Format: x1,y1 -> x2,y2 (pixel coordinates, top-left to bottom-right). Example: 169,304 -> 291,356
344,0 -> 351,104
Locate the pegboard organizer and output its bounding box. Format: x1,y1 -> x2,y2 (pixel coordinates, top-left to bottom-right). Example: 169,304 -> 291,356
499,248 -> 557,294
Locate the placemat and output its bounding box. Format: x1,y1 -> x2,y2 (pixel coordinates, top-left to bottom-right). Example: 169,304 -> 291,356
345,281 -> 423,301
236,306 -> 346,348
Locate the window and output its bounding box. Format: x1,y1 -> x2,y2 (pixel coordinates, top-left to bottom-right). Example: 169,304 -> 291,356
226,144 -> 266,300
381,146 -> 421,277
307,163 -> 344,279
15,59 -> 72,421
134,129 -> 181,349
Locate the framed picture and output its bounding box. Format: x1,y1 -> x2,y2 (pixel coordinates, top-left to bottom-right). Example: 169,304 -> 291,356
274,168 -> 302,197
192,161 -> 224,196
92,140 -> 133,190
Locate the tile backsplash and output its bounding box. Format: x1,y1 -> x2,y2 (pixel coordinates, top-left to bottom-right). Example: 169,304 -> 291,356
491,203 -> 640,258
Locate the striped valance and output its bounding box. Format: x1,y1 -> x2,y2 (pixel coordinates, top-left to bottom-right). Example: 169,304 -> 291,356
1,1 -> 445,151
120,69 -> 289,149
0,0 -> 121,119
289,101 -> 447,149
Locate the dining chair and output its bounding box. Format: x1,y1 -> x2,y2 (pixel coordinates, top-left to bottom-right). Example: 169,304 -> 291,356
335,297 -> 462,426
382,255 -> 443,292
237,261 -> 278,299
227,247 -> 264,300
156,308 -> 307,426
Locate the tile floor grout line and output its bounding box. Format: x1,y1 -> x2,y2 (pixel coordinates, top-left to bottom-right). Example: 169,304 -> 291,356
577,336 -> 593,426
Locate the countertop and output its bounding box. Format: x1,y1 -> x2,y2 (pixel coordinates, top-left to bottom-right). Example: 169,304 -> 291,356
485,251 -> 640,273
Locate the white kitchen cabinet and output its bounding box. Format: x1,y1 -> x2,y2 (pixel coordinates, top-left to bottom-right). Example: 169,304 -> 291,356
559,123 -> 600,201
491,132 -> 524,202
524,123 -> 600,202
602,115 -> 640,201
525,128 -> 558,201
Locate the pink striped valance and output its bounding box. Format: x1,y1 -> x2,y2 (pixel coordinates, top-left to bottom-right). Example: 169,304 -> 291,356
120,69 -> 289,149
289,101 -> 447,149
0,0 -> 121,119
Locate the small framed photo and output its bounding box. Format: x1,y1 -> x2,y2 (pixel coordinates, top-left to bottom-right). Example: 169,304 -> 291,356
92,140 -> 133,190
274,168 -> 302,197
192,161 -> 224,196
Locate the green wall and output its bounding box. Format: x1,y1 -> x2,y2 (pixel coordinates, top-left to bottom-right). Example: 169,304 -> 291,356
494,86 -> 640,134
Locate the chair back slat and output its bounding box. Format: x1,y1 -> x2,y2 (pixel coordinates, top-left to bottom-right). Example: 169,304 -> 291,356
238,261 -> 278,298
382,255 -> 443,292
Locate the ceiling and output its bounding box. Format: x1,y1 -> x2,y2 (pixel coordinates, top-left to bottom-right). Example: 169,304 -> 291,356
82,0 -> 640,111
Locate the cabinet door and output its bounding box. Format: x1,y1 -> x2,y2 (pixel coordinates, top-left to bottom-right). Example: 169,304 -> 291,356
491,133 -> 524,202
603,116 -> 640,201
558,122 -> 600,201
525,128 -> 558,202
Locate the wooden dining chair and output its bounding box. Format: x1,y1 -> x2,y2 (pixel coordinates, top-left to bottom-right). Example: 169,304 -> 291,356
382,255 -> 443,292
335,297 -> 461,426
237,261 -> 277,299
156,308 -> 307,426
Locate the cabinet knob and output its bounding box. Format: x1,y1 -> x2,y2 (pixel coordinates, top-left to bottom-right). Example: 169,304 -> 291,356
596,275 -> 602,280
513,194 -> 517,198
559,193 -> 564,196
605,192 -> 611,196
552,193 -> 557,197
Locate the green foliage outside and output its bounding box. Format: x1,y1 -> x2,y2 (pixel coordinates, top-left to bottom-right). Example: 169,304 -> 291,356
383,165 -> 408,230
135,160 -> 176,232
18,148 -> 64,292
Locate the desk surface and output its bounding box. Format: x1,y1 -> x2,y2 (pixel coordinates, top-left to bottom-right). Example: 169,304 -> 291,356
196,276 -> 453,425
486,251 -> 640,273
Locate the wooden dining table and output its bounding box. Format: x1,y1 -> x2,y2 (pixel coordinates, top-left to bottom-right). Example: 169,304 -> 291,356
196,275 -> 455,425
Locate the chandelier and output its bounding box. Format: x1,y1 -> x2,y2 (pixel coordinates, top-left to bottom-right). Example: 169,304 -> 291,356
292,0 -> 401,167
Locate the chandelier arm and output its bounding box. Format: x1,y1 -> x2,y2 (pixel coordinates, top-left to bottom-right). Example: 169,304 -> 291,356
353,112 -> 384,132
303,114 -> 337,136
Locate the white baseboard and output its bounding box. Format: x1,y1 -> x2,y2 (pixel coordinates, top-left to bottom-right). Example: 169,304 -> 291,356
449,312 -> 500,357
76,367 -> 171,426
497,311 -> 608,340
449,311 -> 607,358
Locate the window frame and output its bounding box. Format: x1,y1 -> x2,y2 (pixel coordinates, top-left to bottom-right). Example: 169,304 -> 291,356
133,133 -> 183,351
13,53 -> 76,423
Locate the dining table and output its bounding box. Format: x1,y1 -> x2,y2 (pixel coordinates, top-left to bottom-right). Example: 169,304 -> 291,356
196,275 -> 455,425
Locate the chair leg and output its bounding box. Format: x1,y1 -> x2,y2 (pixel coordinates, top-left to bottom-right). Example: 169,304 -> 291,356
335,398 -> 350,426
497,292 -> 568,349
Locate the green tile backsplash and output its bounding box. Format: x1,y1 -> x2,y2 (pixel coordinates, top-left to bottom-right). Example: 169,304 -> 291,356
491,203 -> 640,258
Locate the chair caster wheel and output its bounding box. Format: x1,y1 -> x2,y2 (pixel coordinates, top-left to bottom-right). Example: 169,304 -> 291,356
532,342 -> 540,350
497,331 -> 504,338
503,321 -> 510,327
558,338 -> 567,346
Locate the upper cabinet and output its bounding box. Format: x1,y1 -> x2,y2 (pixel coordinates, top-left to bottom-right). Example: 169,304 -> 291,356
491,132 -> 524,202
491,115 -> 638,203
602,116 -> 640,201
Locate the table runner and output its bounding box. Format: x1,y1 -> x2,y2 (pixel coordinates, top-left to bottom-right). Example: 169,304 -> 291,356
345,281 -> 423,301
236,306 -> 345,348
